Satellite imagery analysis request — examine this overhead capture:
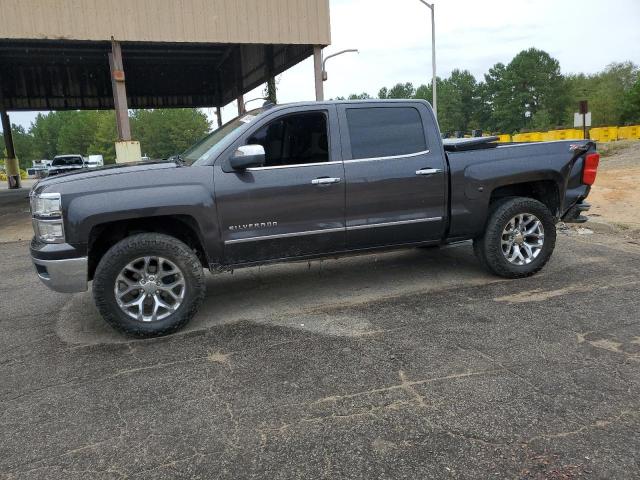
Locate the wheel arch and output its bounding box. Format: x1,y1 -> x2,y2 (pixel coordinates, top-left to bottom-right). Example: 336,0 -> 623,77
87,215 -> 208,281
488,180 -> 560,217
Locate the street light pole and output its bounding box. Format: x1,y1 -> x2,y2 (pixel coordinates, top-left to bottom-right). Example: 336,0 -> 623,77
418,1 -> 437,118
322,49 -> 359,83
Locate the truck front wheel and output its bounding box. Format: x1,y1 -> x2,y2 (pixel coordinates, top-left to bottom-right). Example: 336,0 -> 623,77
473,197 -> 556,278
93,233 -> 206,337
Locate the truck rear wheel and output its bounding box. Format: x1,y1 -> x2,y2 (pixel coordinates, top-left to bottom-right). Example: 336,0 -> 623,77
93,233 -> 206,337
473,197 -> 556,278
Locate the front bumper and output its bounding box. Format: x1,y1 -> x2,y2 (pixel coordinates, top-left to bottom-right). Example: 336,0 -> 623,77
32,256 -> 88,293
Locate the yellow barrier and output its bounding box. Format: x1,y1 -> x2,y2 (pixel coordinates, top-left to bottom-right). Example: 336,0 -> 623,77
487,125 -> 640,143
512,132 -> 543,142
588,126 -> 619,142
617,125 -> 640,140
541,129 -> 584,141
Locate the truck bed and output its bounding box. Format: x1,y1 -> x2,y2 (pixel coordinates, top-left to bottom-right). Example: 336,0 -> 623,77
442,136 -> 499,152
445,139 -> 594,240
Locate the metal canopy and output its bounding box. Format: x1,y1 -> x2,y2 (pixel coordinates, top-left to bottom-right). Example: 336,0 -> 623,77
0,39 -> 313,111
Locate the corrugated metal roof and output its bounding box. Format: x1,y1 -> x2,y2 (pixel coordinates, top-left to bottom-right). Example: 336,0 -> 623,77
0,41 -> 314,110
0,0 -> 330,45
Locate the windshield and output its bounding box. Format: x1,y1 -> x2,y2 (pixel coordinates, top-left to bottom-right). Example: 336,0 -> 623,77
182,107 -> 265,165
52,156 -> 84,166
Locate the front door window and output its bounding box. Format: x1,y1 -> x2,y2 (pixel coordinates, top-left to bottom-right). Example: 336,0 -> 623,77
247,112 -> 330,167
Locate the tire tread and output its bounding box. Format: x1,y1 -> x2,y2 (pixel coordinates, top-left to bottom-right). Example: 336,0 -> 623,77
93,233 -> 205,337
473,197 -> 556,278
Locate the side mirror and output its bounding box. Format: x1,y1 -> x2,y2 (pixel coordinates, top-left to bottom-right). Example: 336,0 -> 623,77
229,145 -> 265,170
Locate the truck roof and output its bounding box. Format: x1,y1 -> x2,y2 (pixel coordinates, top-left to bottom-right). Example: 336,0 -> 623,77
263,98 -> 433,112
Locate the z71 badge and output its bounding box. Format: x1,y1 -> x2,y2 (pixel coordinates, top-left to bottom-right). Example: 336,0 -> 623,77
228,221 -> 278,231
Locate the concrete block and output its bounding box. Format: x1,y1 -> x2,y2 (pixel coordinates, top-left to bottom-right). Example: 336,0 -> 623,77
115,141 -> 142,164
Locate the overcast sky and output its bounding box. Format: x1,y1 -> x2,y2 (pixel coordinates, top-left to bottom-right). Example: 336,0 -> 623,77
7,0 -> 640,130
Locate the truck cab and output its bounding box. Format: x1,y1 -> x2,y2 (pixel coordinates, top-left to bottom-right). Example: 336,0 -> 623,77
210,101 -> 446,264
47,154 -> 87,176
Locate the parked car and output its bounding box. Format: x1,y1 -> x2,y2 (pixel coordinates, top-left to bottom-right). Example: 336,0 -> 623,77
47,154 -> 86,176
27,159 -> 53,178
29,100 -> 599,336
86,155 -> 104,168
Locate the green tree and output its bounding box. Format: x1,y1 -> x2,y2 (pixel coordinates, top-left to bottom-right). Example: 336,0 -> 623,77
414,83 -> 432,102
483,48 -> 569,132
415,71 -> 481,134
88,111 -> 118,164
131,109 -> 210,159
10,124 -> 37,169
621,77 -> 640,123
450,70 -> 480,130
347,92 -> 372,100
31,112 -> 65,159
567,62 -> 639,126
56,111 -> 100,154
381,82 -> 416,99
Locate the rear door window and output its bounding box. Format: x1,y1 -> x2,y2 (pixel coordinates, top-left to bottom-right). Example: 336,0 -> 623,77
346,107 -> 427,159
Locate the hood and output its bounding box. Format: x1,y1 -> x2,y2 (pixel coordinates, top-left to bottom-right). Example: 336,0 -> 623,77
36,161 -> 179,191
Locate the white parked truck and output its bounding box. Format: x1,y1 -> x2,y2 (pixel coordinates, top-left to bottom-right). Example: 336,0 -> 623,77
86,155 -> 104,168
27,159 -> 53,178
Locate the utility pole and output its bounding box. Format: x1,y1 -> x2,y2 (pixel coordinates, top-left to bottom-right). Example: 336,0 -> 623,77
418,1 -> 437,118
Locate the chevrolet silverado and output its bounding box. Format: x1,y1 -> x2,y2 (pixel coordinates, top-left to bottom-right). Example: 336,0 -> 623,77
29,100 -> 599,336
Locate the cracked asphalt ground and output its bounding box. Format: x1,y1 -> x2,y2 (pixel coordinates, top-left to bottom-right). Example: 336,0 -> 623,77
1,194 -> 640,478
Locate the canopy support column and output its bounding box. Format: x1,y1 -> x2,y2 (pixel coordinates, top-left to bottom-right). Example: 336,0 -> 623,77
313,46 -> 324,101
109,39 -> 140,163
108,39 -> 131,141
1,111 -> 20,189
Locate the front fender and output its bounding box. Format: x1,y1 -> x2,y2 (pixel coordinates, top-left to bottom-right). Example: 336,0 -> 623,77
52,165 -> 221,262
66,183 -> 215,243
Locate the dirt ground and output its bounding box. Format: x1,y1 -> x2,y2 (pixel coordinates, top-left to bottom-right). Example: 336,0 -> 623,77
588,140 -> 640,230
0,180 -> 33,243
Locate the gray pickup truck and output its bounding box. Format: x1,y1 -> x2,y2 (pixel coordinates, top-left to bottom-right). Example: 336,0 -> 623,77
29,100 -> 599,336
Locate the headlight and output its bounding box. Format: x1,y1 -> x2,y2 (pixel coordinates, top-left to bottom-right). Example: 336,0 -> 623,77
31,192 -> 65,243
33,219 -> 65,243
31,192 -> 62,218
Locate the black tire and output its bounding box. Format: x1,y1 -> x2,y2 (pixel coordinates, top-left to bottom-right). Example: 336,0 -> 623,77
473,197 -> 556,278
93,233 -> 206,337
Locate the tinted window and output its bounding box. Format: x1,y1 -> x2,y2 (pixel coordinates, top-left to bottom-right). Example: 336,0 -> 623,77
346,107 -> 426,159
247,112 -> 329,167
184,107 -> 266,165
52,156 -> 84,166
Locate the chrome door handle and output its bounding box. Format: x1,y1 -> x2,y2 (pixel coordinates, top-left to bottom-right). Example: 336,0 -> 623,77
416,168 -> 442,176
312,177 -> 341,185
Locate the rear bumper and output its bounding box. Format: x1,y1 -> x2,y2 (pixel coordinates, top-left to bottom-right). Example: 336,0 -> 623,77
31,256 -> 88,293
562,201 -> 591,223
